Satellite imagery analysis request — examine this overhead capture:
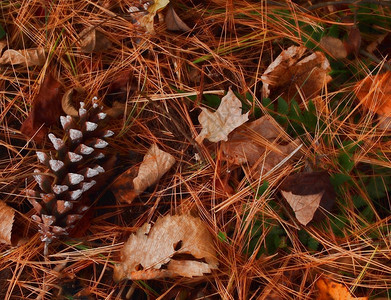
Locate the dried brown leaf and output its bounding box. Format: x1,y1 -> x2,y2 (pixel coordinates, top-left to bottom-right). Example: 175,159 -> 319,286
0,201 -> 15,245
0,47 -> 46,66
111,144 -> 175,204
280,172 -> 336,225
165,5 -> 191,32
221,115 -> 300,174
320,36 -> 348,59
261,45 -> 332,101
196,88 -> 249,143
79,26 -> 112,53
113,214 -> 218,281
20,73 -> 63,143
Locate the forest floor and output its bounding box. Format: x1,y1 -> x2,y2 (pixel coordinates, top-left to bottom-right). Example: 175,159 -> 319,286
0,1 -> 391,299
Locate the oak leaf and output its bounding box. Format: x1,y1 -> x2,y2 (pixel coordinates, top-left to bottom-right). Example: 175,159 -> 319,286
114,214 -> 218,281
0,47 -> 46,66
112,144 -> 175,203
261,45 -> 332,101
280,172 -> 336,226
196,88 -> 249,143
316,277 -> 368,300
221,115 -> 300,174
0,201 -> 15,245
20,73 -> 63,143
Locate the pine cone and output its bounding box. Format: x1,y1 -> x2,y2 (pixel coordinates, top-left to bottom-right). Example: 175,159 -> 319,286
27,98 -> 113,252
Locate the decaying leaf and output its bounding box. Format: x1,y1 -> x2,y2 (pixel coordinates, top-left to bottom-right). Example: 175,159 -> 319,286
316,276 -> 368,300
0,201 -> 15,245
61,89 -> 78,117
196,88 -> 249,143
0,47 -> 46,66
79,26 -> 111,53
20,72 -> 63,143
114,214 -> 218,281
165,5 -> 191,32
221,115 -> 301,174
111,144 -> 175,203
280,172 -> 336,226
139,0 -> 170,34
320,36 -> 348,59
355,72 -> 391,129
261,45 -> 332,101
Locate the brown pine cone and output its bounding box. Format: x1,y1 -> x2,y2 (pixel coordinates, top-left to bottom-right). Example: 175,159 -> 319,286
27,98 -> 113,254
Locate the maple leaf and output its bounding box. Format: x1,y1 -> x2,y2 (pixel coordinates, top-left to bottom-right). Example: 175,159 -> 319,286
196,88 -> 249,143
316,277 -> 368,300
114,214 -> 218,281
0,201 -> 15,245
261,45 -> 332,101
280,172 -> 336,226
20,73 -> 63,143
0,47 -> 46,66
112,144 -> 175,203
221,115 -> 301,174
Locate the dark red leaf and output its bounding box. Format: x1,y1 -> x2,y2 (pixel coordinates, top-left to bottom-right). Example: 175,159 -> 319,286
20,73 -> 63,143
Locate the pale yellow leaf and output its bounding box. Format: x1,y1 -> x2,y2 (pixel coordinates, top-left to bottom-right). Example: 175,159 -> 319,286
0,201 -> 15,245
114,214 -> 218,281
196,88 -> 249,143
140,0 -> 170,34
133,144 -> 175,195
0,48 -> 46,66
281,190 -> 324,225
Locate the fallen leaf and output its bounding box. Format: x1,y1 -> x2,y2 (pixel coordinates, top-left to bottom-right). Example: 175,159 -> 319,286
221,115 -> 301,174
316,276 -> 368,300
261,45 -> 332,101
0,47 -> 46,66
0,40 -> 6,53
320,36 -> 348,59
279,172 -> 336,226
139,0 -> 170,34
113,214 -> 218,281
20,73 -> 63,143
61,89 -> 78,117
111,144 -> 175,203
345,26 -> 361,56
196,88 -> 249,143
79,26 -> 111,53
0,201 -> 15,245
165,5 -> 191,32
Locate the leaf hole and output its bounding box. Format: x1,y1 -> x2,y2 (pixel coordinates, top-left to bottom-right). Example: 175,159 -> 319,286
173,240 -> 183,251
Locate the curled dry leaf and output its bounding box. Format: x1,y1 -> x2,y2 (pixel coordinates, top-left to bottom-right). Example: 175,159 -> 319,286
355,72 -> 391,129
20,72 -> 63,143
111,144 -> 175,203
316,276 -> 368,300
114,214 -> 218,281
0,201 -> 15,245
221,115 -> 301,174
79,26 -> 111,53
165,5 -> 191,32
196,88 -> 249,144
61,89 -> 78,117
0,47 -> 46,66
140,0 -> 170,34
280,172 -> 336,226
261,45 -> 332,101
